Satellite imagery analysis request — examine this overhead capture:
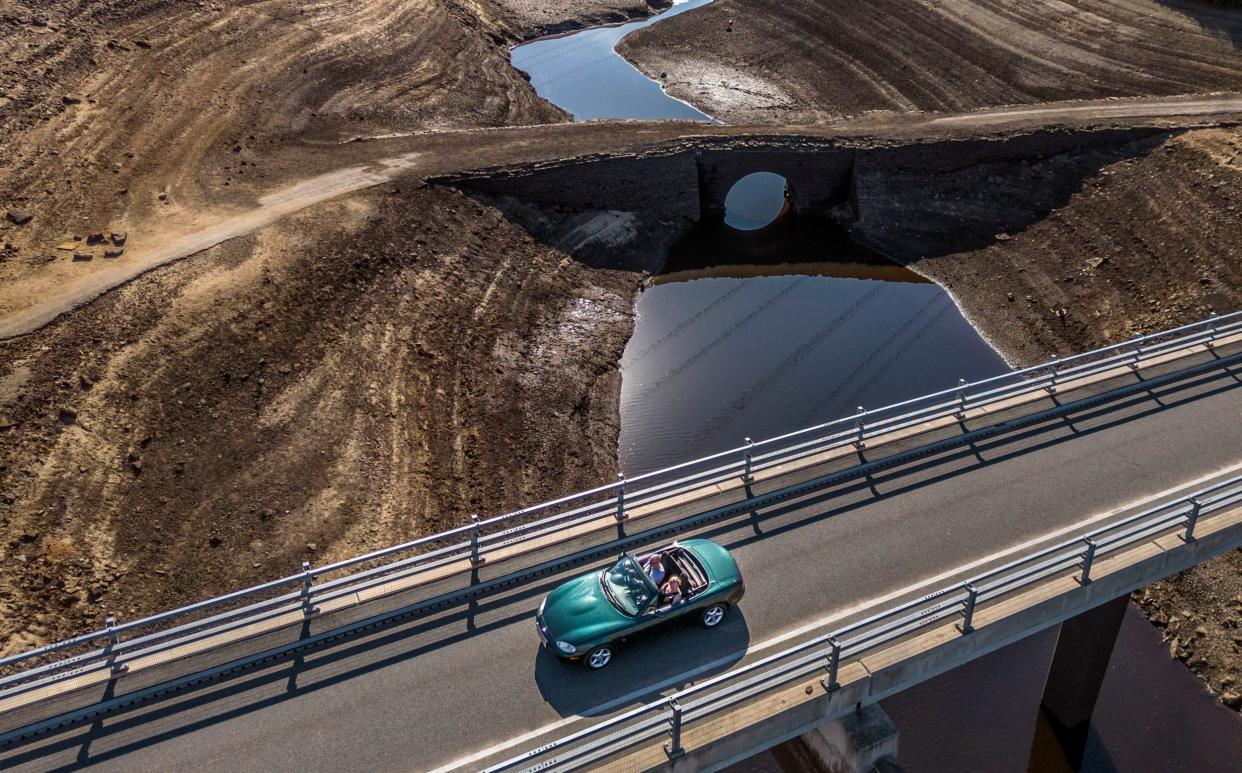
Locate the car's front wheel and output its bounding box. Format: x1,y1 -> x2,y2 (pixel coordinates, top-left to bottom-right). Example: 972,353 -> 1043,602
585,644 -> 614,670
701,604 -> 727,628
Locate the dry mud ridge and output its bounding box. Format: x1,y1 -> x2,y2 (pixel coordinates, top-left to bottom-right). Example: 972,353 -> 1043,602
0,184 -> 638,656
0,0 -> 1241,717
621,0 -> 1242,123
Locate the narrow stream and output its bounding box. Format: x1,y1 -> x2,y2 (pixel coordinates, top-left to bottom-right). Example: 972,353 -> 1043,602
511,5 -> 1242,770
511,0 -> 714,122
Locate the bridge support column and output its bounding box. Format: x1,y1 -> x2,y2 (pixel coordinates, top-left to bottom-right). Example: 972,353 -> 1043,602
771,704 -> 902,773
1036,594 -> 1128,768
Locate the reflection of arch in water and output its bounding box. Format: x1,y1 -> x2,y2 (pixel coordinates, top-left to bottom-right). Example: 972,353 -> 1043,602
685,284 -> 886,447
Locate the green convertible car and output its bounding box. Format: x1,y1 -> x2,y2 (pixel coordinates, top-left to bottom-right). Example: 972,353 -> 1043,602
535,538 -> 744,669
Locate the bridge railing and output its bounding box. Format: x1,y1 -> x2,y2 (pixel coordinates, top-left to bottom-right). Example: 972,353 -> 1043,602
484,472 -> 1242,772
1,311 -> 1239,705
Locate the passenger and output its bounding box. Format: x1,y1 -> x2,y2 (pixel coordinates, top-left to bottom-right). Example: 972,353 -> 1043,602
642,553 -> 666,585
660,575 -> 683,606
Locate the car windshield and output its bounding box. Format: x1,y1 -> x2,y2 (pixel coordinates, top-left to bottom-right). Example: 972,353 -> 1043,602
601,555 -> 658,615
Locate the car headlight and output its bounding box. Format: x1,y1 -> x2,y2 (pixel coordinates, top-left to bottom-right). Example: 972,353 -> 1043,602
555,640 -> 576,655
538,598 -> 546,616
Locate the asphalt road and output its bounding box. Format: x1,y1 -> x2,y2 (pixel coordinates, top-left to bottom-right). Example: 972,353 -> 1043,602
3,360 -> 1240,772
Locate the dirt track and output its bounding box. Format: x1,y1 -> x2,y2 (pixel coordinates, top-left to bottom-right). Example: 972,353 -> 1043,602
621,0 -> 1242,123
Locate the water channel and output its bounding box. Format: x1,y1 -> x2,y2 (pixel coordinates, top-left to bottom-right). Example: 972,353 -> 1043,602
510,0 -> 714,122
510,6 -> 1242,771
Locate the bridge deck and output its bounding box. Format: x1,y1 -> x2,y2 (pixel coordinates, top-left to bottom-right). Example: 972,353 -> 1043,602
1,340 -> 1240,772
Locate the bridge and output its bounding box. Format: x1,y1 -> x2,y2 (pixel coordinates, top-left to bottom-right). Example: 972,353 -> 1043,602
1,312 -> 1241,772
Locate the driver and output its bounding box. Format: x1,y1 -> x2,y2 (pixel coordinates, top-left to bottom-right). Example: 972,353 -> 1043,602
660,575 -> 683,605
642,552 -> 666,585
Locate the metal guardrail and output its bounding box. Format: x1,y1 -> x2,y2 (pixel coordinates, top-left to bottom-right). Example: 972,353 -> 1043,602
484,472 -> 1242,772
1,311 -> 1239,707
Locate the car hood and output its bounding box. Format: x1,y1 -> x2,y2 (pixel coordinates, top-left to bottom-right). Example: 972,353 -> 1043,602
541,572 -> 632,644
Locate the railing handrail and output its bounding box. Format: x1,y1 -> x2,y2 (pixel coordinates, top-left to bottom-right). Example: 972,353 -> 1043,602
1,311 -> 1237,690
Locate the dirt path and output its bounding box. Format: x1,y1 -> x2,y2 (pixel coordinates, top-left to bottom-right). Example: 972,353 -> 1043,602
6,93 -> 1242,342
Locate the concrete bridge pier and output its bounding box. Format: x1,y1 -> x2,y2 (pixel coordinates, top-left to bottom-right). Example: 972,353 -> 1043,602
771,704 -> 902,773
1036,594 -> 1130,768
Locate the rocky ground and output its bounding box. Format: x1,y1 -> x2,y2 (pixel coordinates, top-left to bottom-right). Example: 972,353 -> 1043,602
621,0 -> 1242,123
0,181 -> 640,653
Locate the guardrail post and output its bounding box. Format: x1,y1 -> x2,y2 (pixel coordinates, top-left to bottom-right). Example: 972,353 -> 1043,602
469,514 -> 485,566
1046,355 -> 1060,394
955,378 -> 968,418
822,636 -> 842,692
1129,334 -> 1143,370
1076,539 -> 1099,585
105,615 -> 128,674
1181,498 -> 1203,543
616,473 -> 628,522
853,406 -> 866,449
665,699 -> 685,759
1207,311 -> 1219,348
301,561 -> 320,616
956,583 -> 979,634
742,437 -> 754,484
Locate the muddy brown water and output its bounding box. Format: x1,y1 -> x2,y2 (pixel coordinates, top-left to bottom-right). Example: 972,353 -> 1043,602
513,3 -> 1242,768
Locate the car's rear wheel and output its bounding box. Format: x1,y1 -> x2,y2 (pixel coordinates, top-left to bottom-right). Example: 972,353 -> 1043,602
585,644 -> 614,670
701,604 -> 727,628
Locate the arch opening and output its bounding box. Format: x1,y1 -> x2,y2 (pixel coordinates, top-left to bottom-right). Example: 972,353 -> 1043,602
723,172 -> 790,231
